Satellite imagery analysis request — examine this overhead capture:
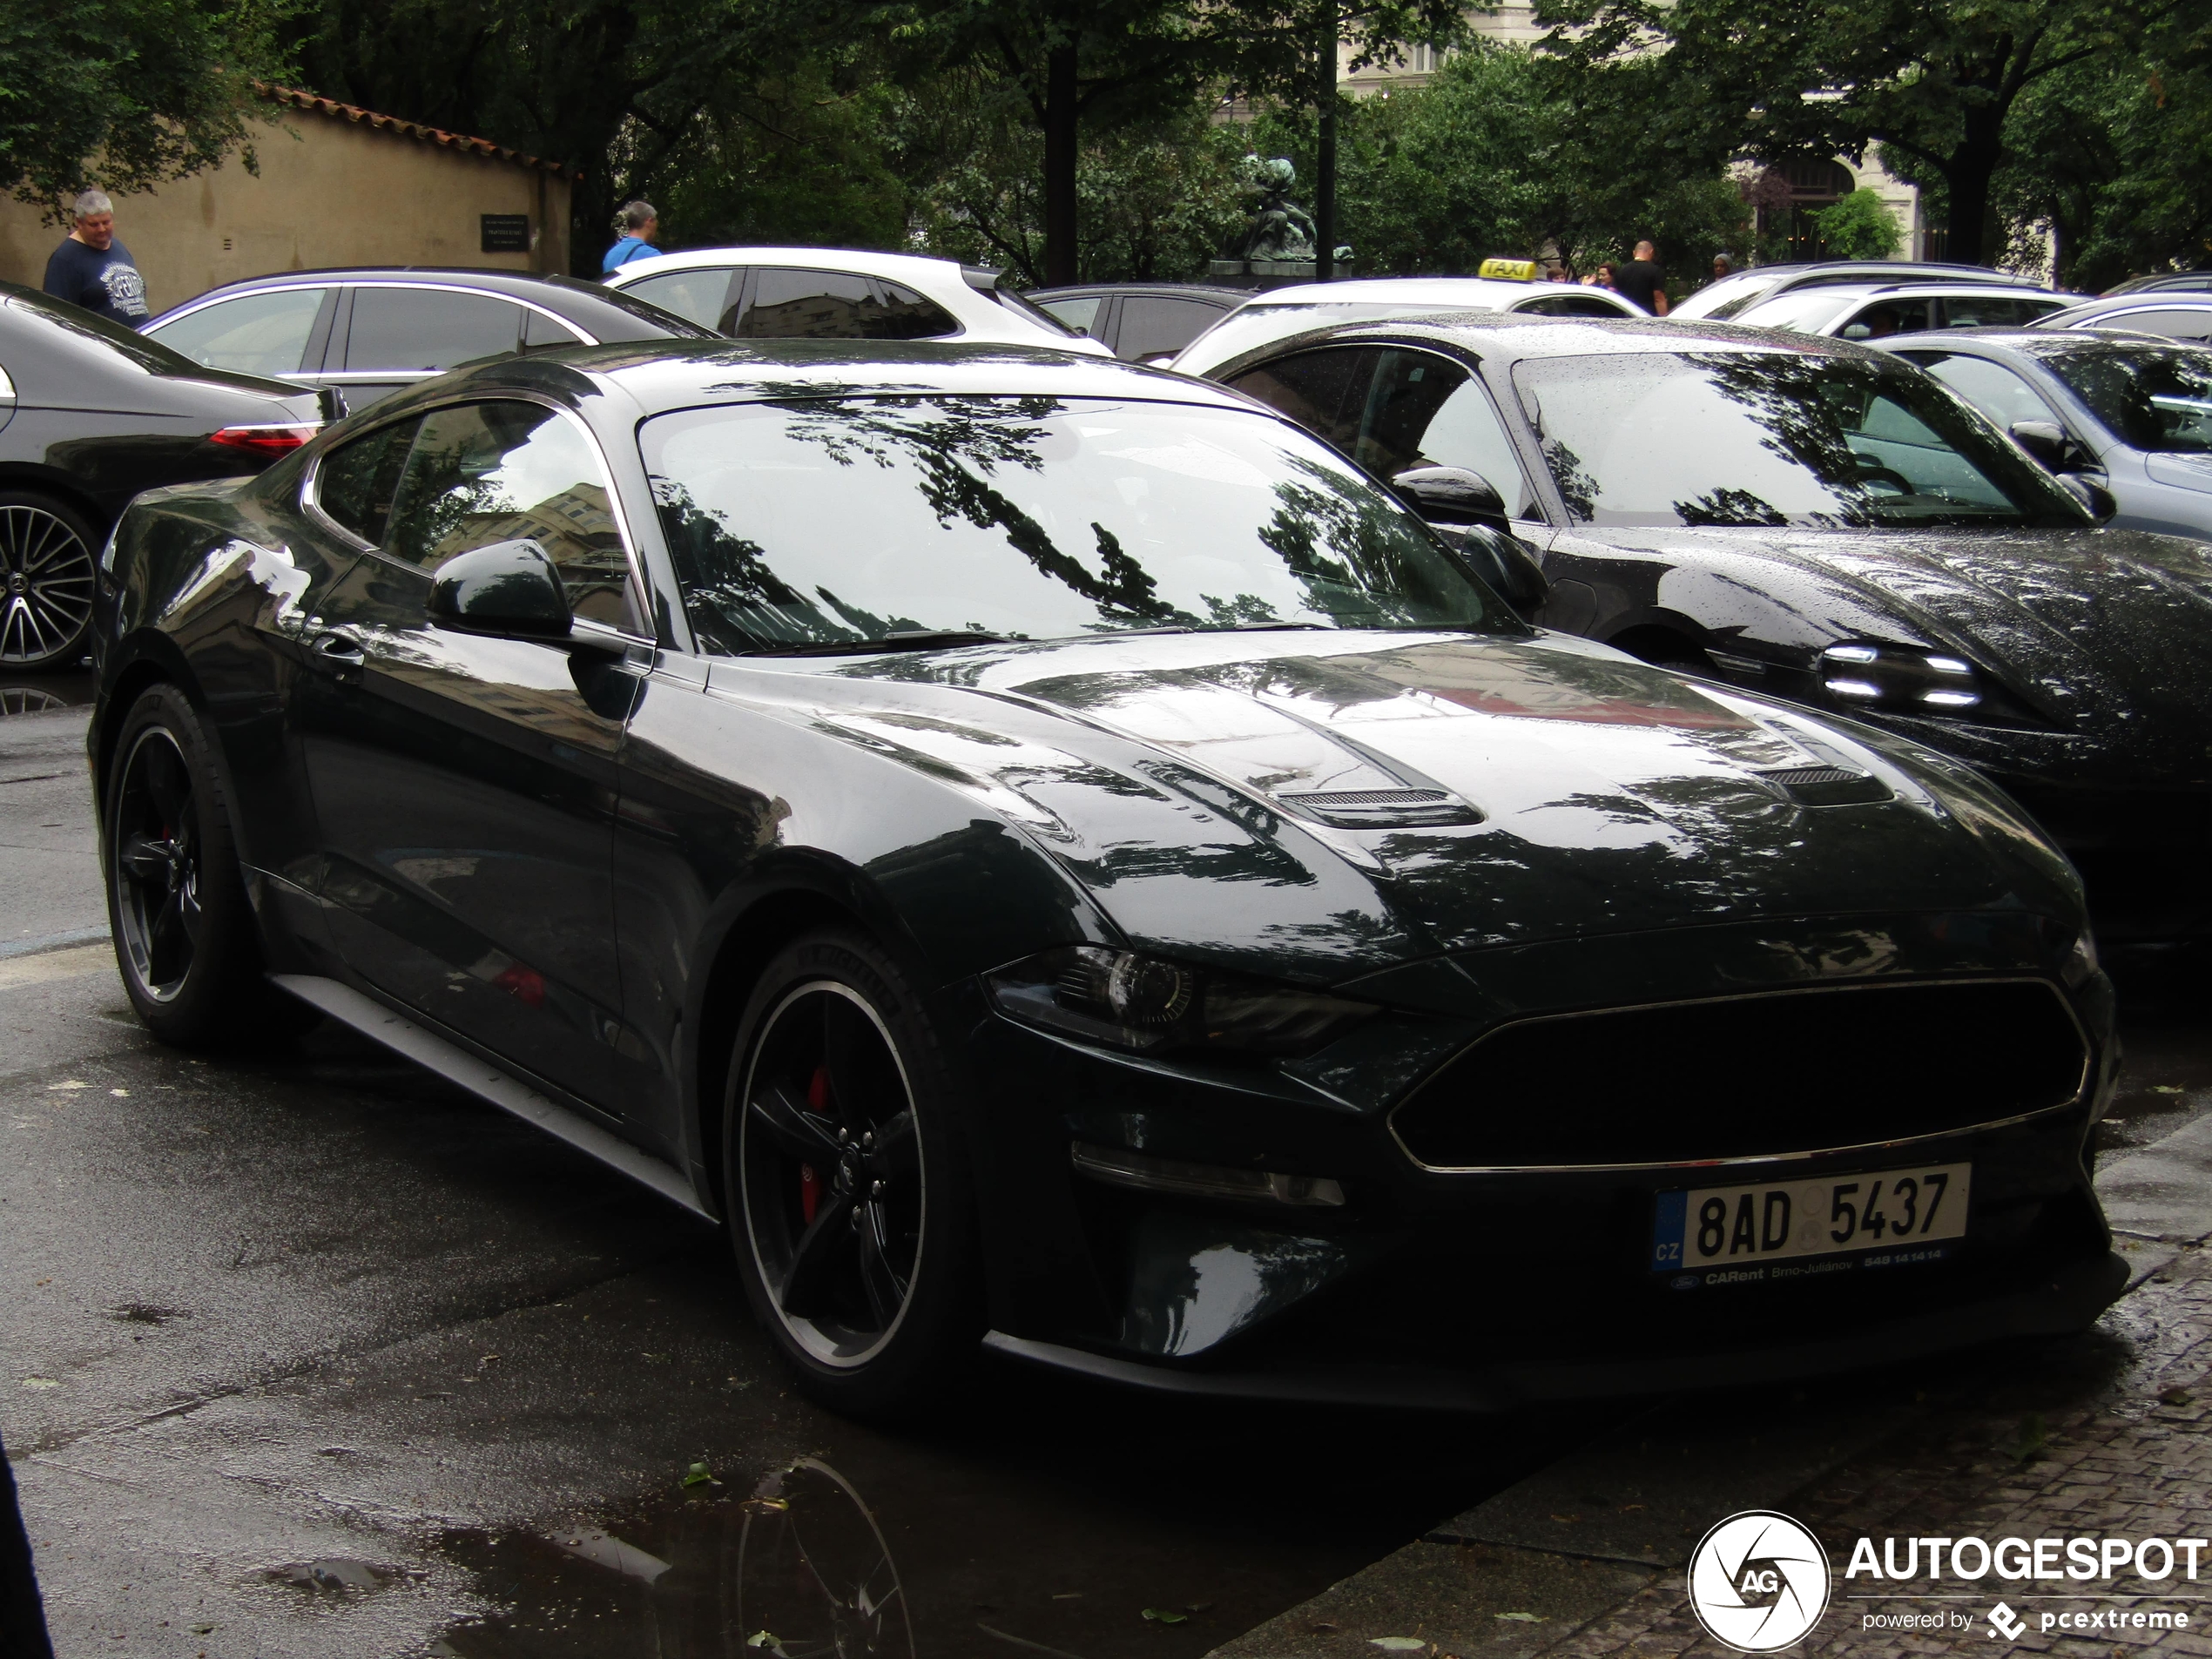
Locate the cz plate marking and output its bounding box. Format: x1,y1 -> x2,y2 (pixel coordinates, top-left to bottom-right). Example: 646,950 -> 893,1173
1651,1161 -> 1971,1279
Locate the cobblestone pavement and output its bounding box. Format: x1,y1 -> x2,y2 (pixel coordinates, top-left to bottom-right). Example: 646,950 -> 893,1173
1536,1242 -> 2212,1658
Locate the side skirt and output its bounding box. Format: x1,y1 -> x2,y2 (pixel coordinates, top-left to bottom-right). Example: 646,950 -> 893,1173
270,973 -> 713,1222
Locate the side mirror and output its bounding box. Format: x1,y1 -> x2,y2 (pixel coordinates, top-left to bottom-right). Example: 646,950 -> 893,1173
1455,523 -> 1550,619
2010,420 -> 2069,470
428,539 -> 572,639
2057,472 -> 2118,523
1392,465 -> 1508,532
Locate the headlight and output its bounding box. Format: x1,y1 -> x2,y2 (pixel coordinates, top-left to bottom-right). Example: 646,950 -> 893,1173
987,946 -> 1374,1057
1820,642 -> 1983,714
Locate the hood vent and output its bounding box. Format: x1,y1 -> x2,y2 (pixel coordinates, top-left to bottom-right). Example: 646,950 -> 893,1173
1272,787 -> 1484,828
1757,764 -> 1893,806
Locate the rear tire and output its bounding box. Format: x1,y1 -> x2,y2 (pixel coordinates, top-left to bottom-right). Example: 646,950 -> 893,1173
104,684 -> 305,1047
724,929 -> 983,1420
0,492 -> 99,670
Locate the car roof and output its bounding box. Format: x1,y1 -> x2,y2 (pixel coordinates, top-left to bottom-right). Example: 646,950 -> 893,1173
1885,326 -> 2212,357
145,266 -> 713,339
2047,293 -> 2212,314
1197,307 -> 1894,375
433,337 -> 1264,412
1743,279 -> 2064,303
1736,260 -> 2045,285
1028,283 -> 1251,301
608,246 -> 972,280
165,267 -> 613,298
1238,276 -> 1605,308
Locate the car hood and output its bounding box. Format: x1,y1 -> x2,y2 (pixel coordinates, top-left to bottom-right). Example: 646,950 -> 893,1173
1576,523 -> 2212,789
724,630 -> 2080,981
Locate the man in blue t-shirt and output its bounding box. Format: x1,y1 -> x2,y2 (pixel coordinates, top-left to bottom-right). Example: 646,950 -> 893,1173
602,200 -> 660,277
43,189 -> 151,327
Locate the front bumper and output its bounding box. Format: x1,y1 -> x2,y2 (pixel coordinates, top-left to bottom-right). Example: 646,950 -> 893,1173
957,916 -> 2121,1408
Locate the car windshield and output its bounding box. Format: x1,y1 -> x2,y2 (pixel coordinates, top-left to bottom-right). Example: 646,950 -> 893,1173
1730,289 -> 1857,334
640,395 -> 1513,652
1510,349 -> 2085,529
2031,343 -> 2212,453
1683,273 -> 1784,320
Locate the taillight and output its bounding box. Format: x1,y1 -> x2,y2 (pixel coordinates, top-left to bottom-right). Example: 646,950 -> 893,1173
209,423 -> 320,455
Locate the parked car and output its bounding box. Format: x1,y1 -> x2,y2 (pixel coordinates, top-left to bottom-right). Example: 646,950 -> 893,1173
0,280 -> 329,670
1193,309 -> 2212,950
144,268 -> 715,414
1170,276 -> 1640,377
2098,272 -> 2212,297
2031,293 -> 2212,343
1718,280 -> 2082,340
1674,260 -> 2048,323
1879,327 -> 2212,543
92,336 -> 2123,1414
602,246 -> 1110,355
1026,283 -> 1250,359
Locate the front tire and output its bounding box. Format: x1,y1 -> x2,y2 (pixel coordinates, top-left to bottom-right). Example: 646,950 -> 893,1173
104,685 -> 293,1047
725,930 -> 981,1419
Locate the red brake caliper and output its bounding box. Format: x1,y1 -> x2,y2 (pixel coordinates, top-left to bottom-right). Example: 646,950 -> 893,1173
799,1063 -> 831,1224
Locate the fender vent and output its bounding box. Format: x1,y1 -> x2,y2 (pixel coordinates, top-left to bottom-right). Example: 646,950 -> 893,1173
1757,764 -> 1892,806
1273,788 -> 1483,828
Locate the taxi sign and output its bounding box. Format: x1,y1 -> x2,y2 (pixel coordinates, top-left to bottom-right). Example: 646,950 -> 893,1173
1478,257 -> 1540,281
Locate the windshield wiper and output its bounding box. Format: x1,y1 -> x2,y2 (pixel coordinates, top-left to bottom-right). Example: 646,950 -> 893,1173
745,630 -> 1013,658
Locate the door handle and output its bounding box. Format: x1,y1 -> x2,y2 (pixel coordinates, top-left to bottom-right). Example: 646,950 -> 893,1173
307,627 -> 368,672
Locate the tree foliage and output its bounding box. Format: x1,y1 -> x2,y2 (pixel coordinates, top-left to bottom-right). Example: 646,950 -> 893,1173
1811,188 -> 1903,260
0,0 -> 291,208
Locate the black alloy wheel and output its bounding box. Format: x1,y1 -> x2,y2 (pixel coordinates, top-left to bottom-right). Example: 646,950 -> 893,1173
728,932 -> 980,1416
104,684 -> 300,1046
0,495 -> 98,670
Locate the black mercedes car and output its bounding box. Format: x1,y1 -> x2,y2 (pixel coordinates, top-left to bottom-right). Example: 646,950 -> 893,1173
90,340 -> 2122,1415
143,267 -> 713,413
0,280 -> 330,670
1194,311 -> 2212,951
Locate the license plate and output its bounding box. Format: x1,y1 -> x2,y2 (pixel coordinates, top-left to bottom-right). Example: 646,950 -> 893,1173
1651,1162 -> 1971,1278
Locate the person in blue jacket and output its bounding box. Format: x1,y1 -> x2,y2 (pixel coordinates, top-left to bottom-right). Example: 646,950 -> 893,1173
602,202 -> 660,276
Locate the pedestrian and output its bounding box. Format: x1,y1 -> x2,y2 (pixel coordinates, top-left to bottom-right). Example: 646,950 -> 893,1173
602,201 -> 660,277
1,1426 -> 56,1659
1613,239 -> 1670,316
1711,253 -> 1733,285
41,188 -> 149,329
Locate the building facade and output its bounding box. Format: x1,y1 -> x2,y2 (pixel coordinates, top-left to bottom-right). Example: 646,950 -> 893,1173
0,85 -> 575,317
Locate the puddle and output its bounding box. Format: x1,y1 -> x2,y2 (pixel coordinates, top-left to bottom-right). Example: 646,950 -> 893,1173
435,1375 -> 1594,1658
269,1555 -> 417,1595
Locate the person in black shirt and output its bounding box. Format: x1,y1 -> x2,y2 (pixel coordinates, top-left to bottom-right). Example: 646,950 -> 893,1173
1614,240 -> 1670,315
42,188 -> 150,328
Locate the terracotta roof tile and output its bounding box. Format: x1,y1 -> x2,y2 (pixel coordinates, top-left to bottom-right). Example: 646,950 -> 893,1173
253,84 -> 578,178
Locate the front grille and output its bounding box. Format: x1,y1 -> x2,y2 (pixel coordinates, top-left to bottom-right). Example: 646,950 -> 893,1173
1391,980 -> 2087,1170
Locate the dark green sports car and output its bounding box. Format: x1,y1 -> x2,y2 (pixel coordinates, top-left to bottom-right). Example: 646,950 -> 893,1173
88,340 -> 2123,1414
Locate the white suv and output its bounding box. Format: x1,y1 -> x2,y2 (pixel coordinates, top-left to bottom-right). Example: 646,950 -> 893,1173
603,246 -> 1110,355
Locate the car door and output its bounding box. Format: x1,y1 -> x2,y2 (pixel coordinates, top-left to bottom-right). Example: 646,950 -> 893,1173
2094,307 -> 2212,343
324,284 -> 529,410
292,395 -> 651,1109
1113,294 -> 1230,361
617,266 -> 741,332
142,286 -> 337,381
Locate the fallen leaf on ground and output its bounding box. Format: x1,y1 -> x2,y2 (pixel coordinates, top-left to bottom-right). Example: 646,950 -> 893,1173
1142,1608 -> 1188,1624
20,1378 -> 58,1389
1370,1639 -> 1427,1651
47,1081 -> 86,1091
1495,1611 -> 1548,1622
2150,1085 -> 2183,1095
682,1460 -> 717,1488
2160,1386 -> 2195,1406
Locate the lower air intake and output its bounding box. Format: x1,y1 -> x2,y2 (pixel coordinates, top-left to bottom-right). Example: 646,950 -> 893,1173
1392,979 -> 2087,1170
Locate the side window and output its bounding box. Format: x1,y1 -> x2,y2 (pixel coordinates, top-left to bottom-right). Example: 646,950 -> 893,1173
1514,293 -> 1626,319
1116,296 -> 1227,360
1355,348 -> 1541,519
1942,294 -> 2052,329
621,267 -> 738,330
310,417 -> 421,546
344,287 -> 524,372
382,401 -> 643,632
1039,295 -> 1103,336
2104,308 -> 2212,342
1838,299 -> 1932,341
1224,347 -> 1371,451
731,268 -> 953,340
147,287 -> 328,376
520,308 -> 586,352
1912,354 -> 2060,430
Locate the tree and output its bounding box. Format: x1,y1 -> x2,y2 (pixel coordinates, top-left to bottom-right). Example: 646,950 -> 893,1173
1811,188 -> 1902,259
1,0 -> 290,208
1533,0 -> 2194,266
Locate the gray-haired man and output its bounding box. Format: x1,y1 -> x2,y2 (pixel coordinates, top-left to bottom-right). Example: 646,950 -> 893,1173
43,188 -> 149,327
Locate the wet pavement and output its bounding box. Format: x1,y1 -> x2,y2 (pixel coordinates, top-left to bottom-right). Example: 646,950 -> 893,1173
5,697 -> 2211,1658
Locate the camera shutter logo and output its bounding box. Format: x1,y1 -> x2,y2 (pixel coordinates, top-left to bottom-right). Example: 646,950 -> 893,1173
1688,1511 -> 1832,1651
